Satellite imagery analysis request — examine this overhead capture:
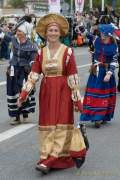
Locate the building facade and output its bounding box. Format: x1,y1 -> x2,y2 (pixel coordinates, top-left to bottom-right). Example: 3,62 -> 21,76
24,0 -> 49,13
0,0 -> 9,8
0,0 -> 49,10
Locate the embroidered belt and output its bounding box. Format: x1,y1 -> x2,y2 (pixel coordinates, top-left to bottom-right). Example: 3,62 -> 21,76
44,72 -> 63,77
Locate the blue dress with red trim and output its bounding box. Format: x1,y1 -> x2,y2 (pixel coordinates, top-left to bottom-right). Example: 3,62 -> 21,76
80,37 -> 118,122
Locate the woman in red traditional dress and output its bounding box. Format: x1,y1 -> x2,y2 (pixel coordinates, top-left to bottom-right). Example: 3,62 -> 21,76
17,13 -> 87,174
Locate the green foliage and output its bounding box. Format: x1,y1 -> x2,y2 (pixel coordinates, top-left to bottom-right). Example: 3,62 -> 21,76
93,0 -> 120,7
9,0 -> 25,8
64,0 -> 70,4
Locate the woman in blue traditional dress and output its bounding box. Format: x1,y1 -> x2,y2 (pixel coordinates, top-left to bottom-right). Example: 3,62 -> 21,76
80,24 -> 118,128
6,21 -> 37,125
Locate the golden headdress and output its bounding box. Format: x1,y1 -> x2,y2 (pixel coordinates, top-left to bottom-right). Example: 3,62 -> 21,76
36,13 -> 69,38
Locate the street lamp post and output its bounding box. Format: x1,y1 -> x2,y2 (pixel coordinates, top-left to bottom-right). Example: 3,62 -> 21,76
112,0 -> 116,10
101,0 -> 104,12
70,0 -> 73,14
90,0 -> 93,11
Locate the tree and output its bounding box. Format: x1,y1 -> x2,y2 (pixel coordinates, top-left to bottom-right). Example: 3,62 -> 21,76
9,0 -> 25,8
65,0 -> 70,4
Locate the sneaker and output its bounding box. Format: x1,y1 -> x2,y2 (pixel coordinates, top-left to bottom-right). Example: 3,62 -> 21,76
10,117 -> 21,125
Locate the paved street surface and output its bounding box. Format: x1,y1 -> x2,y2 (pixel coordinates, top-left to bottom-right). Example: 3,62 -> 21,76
0,47 -> 120,180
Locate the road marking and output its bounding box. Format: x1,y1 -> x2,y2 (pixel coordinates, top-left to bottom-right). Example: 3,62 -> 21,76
0,63 -> 91,87
0,63 -> 8,66
77,63 -> 91,69
0,81 -> 6,86
0,124 -> 36,143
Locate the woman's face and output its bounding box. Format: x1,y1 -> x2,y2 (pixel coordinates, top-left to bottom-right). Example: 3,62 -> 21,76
101,33 -> 110,43
46,25 -> 61,43
16,29 -> 26,40
101,33 -> 109,40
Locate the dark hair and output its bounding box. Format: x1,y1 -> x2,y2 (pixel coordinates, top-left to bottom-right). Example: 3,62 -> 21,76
12,19 -> 25,34
12,15 -> 32,34
99,15 -> 114,24
110,36 -> 117,44
19,15 -> 32,23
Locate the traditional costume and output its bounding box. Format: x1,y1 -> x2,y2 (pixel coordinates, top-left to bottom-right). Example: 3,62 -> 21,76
114,29 -> 120,92
18,13 -> 87,172
81,24 -> 118,126
7,21 -> 37,124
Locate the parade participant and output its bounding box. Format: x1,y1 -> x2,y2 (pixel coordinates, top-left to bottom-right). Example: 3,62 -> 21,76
117,38 -> 120,92
17,13 -> 87,174
16,15 -> 34,40
72,21 -> 78,47
0,25 -> 13,60
81,24 -> 118,128
7,21 -> 37,125
87,15 -> 114,54
114,29 -> 120,92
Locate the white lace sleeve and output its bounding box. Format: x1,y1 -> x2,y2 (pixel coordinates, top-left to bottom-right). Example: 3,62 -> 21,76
22,71 -> 39,92
67,74 -> 81,101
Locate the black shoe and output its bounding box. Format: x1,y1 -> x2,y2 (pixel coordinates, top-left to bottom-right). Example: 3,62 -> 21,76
101,120 -> 107,125
10,116 -> 21,125
80,124 -> 89,150
73,157 -> 85,168
94,121 -> 101,128
23,113 -> 28,118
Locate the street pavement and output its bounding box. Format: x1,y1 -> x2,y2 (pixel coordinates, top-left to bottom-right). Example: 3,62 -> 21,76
0,47 -> 120,180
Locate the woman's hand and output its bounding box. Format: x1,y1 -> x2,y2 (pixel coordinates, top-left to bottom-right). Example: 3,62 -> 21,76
17,98 -> 22,108
74,101 -> 83,113
17,90 -> 28,107
103,73 -> 111,82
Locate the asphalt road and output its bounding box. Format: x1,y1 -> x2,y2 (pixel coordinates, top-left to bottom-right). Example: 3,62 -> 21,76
0,47 -> 120,180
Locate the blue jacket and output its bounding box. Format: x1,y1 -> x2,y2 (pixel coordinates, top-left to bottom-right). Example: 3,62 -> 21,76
10,37 -> 37,66
92,37 -> 118,73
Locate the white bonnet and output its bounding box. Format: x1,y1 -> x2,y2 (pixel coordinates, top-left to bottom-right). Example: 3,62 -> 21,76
17,21 -> 33,38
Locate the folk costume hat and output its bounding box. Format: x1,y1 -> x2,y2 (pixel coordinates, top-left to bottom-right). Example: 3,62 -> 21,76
98,24 -> 114,36
36,13 -> 69,38
17,21 -> 31,35
13,20 -> 33,38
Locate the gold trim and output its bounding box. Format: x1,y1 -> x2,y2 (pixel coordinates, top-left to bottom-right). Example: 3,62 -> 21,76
38,125 -> 56,131
38,125 -> 85,159
70,128 -> 86,152
42,44 -> 67,76
38,124 -> 74,131
38,127 -> 73,159
56,124 -> 74,130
